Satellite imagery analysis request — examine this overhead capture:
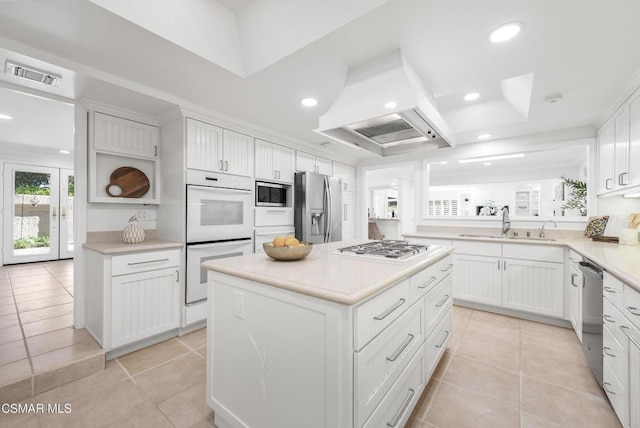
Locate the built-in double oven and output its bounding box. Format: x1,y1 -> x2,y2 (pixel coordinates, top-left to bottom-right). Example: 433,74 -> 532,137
185,170 -> 254,306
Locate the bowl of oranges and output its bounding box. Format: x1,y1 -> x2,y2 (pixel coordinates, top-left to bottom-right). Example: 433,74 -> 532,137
263,235 -> 313,261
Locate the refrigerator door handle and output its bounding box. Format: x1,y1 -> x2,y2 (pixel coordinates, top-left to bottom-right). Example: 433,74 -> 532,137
325,176 -> 332,242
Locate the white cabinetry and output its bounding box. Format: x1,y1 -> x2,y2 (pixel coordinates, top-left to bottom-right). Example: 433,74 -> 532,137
333,161 -> 356,192
453,241 -> 564,318
453,253 -> 502,306
502,258 -> 564,317
567,250 -> 583,341
602,271 -> 640,428
598,117 -> 615,194
206,254 -> 453,428
628,89 -> 640,188
186,119 -> 253,177
296,151 -> 332,175
332,161 -> 357,239
88,111 -> 160,204
452,241 -> 502,306
342,192 -> 356,240
630,334 -> 640,428
598,87 -> 640,195
254,139 -> 295,183
93,112 -> 158,158
613,104 -> 631,190
85,248 -> 181,352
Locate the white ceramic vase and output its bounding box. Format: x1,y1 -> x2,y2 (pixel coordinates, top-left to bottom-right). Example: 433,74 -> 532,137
123,216 -> 145,244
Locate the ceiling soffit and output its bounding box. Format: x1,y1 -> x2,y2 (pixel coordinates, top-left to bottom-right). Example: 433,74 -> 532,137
88,0 -> 389,77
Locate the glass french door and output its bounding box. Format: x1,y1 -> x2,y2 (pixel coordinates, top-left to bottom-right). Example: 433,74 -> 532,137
2,163 -> 73,264
60,169 -> 74,259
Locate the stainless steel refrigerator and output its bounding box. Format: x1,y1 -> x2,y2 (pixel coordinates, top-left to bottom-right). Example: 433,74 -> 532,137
295,171 -> 342,244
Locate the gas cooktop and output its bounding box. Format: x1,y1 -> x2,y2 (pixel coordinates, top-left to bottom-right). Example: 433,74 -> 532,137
337,240 -> 432,261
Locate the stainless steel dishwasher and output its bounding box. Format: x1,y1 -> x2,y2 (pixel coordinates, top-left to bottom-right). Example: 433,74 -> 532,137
579,258 -> 603,386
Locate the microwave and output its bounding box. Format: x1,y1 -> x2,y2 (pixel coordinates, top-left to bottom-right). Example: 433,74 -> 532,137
256,181 -> 287,207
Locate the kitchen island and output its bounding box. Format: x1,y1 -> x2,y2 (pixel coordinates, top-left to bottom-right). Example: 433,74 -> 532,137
202,240 -> 454,428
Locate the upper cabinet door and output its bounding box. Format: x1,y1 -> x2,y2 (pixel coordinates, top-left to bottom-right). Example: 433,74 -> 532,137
93,112 -> 158,159
597,117 -> 615,194
186,119 -> 223,172
332,161 -> 355,191
315,156 -> 333,175
222,130 -> 254,177
628,89 -> 640,188
613,104 -> 630,189
255,139 -> 275,180
296,151 -> 316,173
272,144 -> 295,184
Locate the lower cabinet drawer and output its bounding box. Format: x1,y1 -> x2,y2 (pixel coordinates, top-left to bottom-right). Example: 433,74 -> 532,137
362,342 -> 426,428
603,324 -> 628,390
624,283 -> 640,330
603,297 -> 628,348
112,249 -> 180,276
355,300 -> 424,427
254,207 -> 294,227
409,255 -> 453,304
355,279 -> 411,350
425,308 -> 452,377
603,358 -> 628,428
425,274 -> 452,333
603,272 -> 625,311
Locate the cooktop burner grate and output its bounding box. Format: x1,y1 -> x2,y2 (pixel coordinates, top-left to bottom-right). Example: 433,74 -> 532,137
337,240 -> 429,260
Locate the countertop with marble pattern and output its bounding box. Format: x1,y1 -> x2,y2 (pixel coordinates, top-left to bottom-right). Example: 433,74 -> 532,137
203,240 -> 454,305
403,232 -> 640,293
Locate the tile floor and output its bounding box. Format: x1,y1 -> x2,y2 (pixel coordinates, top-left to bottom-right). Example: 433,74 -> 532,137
1,284 -> 621,428
406,305 -> 622,428
0,260 -> 105,404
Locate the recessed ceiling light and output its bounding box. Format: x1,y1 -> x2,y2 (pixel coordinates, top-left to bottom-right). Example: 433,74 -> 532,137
477,134 -> 492,140
59,150 -> 70,154
489,22 -> 523,43
0,113 -> 13,120
384,101 -> 397,109
464,92 -> 480,101
440,161 -> 448,165
459,153 -> 524,164
300,98 -> 318,107
484,162 -> 492,166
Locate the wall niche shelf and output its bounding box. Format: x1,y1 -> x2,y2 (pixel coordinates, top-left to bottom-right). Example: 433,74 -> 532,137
88,111 -> 160,204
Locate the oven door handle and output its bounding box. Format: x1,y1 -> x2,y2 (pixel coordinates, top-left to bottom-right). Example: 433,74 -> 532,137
188,239 -> 252,249
187,184 -> 252,193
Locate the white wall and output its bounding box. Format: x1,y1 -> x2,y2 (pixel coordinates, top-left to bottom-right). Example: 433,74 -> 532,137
86,203 -> 156,233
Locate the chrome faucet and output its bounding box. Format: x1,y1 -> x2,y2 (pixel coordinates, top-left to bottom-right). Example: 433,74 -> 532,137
539,220 -> 557,238
502,207 -> 511,236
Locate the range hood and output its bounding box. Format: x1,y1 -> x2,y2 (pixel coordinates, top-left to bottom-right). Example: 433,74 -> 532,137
315,51 -> 455,157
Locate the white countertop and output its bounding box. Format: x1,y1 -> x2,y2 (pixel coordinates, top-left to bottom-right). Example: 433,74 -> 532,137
82,239 -> 184,255
203,240 -> 453,305
404,232 -> 640,293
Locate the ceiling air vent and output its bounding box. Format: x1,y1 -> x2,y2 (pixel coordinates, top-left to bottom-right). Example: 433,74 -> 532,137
5,61 -> 62,87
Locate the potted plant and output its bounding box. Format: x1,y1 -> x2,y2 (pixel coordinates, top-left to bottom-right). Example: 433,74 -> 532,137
560,176 -> 587,216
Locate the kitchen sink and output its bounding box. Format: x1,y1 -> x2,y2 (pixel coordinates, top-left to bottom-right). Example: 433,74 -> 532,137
508,236 -> 557,242
456,234 -> 557,242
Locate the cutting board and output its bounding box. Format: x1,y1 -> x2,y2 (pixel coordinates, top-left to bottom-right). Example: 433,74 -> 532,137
105,167 -> 150,198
